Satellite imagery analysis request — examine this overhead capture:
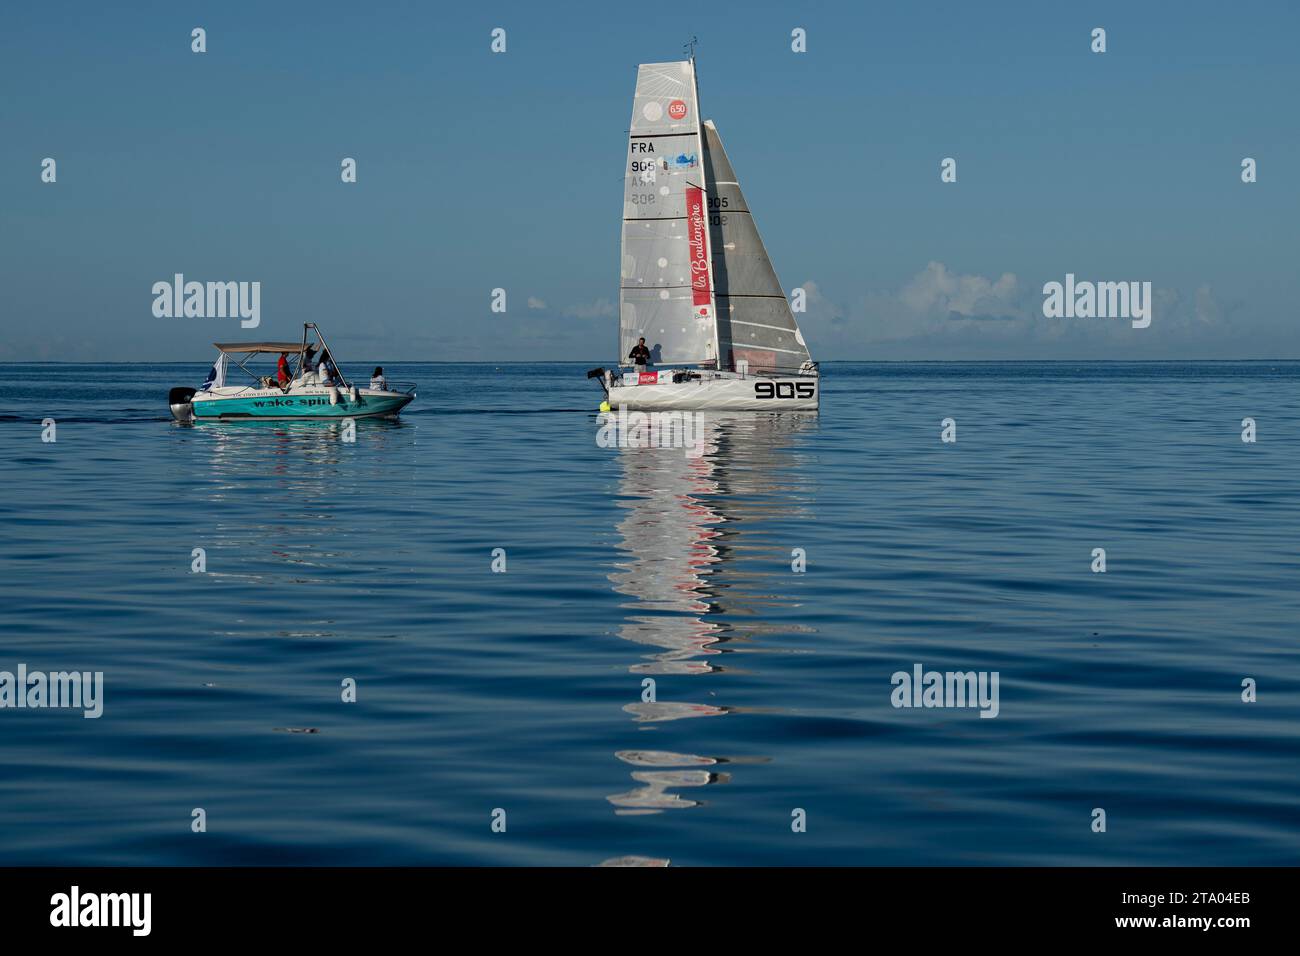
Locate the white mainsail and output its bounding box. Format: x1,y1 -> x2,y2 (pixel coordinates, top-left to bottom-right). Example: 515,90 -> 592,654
701,120 -> 812,374
620,60 -> 718,368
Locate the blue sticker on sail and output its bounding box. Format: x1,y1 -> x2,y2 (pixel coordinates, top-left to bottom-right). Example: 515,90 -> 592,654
662,153 -> 698,171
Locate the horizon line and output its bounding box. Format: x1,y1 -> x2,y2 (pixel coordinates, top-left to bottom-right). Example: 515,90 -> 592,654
3,358 -> 1300,366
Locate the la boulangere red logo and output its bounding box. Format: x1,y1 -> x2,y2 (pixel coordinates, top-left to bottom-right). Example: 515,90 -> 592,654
685,186 -> 711,310
667,99 -> 687,120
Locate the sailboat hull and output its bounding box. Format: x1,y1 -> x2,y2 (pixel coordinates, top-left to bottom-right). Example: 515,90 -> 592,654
608,373 -> 818,412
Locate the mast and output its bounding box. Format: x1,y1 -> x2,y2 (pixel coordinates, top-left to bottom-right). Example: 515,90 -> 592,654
689,46 -> 722,370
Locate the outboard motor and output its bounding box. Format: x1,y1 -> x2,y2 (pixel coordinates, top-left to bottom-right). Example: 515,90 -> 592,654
168,387 -> 196,423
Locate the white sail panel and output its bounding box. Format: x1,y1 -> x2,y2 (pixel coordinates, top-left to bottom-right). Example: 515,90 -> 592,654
620,61 -> 717,367
701,120 -> 811,374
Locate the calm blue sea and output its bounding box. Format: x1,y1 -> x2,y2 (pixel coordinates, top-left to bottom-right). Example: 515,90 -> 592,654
1,361 -> 1298,866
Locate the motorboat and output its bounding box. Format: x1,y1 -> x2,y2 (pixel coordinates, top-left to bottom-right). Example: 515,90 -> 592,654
168,323 -> 415,422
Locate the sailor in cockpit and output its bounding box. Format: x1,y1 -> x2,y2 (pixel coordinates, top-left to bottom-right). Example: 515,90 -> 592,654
629,338 -> 651,371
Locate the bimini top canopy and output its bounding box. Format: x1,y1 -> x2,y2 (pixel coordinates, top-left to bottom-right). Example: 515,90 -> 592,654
213,342 -> 305,354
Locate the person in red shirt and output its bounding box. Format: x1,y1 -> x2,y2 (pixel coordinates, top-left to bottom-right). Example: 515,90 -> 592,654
277,352 -> 291,388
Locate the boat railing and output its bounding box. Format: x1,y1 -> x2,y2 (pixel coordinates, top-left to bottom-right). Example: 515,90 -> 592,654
208,379 -> 417,396
732,361 -> 819,380
608,363 -> 818,381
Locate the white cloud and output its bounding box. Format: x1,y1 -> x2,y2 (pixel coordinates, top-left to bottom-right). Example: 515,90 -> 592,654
565,297 -> 616,320
1194,284 -> 1229,324
793,262 -> 1256,359
798,280 -> 844,325
900,261 -> 1022,320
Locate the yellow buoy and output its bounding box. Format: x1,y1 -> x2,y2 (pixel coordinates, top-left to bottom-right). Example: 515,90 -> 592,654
599,401 -> 611,413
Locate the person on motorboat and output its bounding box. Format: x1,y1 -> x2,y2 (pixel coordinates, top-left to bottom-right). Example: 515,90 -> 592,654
319,349 -> 338,382
298,345 -> 319,384
317,351 -> 343,405
277,353 -> 291,388
370,367 -> 387,390
629,338 -> 651,370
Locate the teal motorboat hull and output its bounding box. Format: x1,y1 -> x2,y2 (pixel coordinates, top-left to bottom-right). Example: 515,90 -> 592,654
183,389 -> 413,421
170,326 -> 415,422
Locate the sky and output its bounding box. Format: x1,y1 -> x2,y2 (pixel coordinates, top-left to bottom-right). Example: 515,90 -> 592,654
1,0 -> 1297,362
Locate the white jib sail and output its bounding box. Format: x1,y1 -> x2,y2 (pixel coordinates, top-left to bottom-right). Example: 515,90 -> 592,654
701,120 -> 812,374
620,60 -> 718,368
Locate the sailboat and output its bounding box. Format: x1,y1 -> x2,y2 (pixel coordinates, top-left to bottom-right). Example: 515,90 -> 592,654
588,56 -> 819,411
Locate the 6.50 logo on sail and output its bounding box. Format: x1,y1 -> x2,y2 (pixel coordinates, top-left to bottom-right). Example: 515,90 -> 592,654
755,382 -> 816,399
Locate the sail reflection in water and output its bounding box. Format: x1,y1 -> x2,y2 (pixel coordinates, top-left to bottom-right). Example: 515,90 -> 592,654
605,413 -> 817,814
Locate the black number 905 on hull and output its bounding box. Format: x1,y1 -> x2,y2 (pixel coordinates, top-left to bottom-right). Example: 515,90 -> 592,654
755,381 -> 816,400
